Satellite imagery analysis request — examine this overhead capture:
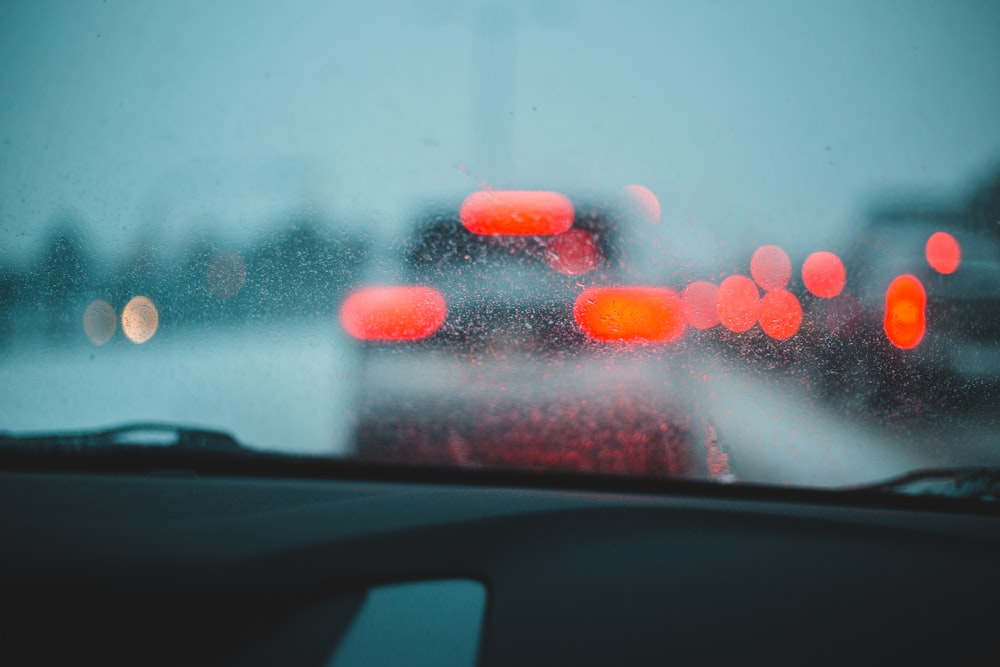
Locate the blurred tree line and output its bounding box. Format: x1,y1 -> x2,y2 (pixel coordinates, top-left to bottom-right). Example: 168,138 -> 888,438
0,211 -> 371,342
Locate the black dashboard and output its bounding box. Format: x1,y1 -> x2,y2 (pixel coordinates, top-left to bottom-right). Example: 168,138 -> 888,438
1,468 -> 998,666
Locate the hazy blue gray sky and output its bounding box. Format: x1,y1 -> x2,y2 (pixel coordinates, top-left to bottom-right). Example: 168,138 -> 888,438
2,0 -> 999,262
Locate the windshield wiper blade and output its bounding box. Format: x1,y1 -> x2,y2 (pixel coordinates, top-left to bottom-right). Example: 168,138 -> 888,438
850,467 -> 1000,501
0,423 -> 246,455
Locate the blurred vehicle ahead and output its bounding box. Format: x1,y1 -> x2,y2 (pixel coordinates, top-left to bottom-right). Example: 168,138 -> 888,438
815,184 -> 1000,412
340,191 -> 726,480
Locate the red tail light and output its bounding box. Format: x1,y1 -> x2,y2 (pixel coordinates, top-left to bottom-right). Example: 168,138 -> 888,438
574,287 -> 685,343
339,286 -> 447,341
459,190 -> 574,235
716,275 -> 760,333
884,274 -> 926,350
802,251 -> 846,298
925,231 -> 961,274
758,289 -> 802,340
681,281 -> 720,330
750,245 -> 792,292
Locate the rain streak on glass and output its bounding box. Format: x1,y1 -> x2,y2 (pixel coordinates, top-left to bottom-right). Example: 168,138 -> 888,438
82,299 -> 116,345
121,296 -> 159,344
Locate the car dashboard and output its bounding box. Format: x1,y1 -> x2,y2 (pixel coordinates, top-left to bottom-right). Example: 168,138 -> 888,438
1,466 -> 998,666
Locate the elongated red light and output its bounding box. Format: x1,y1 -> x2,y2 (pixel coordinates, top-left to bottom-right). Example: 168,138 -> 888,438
459,190 -> 574,235
884,274 -> 926,349
574,287 -> 685,343
339,286 -> 446,341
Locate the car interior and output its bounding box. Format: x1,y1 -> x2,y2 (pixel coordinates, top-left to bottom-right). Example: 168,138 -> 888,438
3,2 -> 1000,666
2,451 -> 998,666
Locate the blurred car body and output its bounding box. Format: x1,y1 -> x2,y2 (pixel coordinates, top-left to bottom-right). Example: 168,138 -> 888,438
344,196 -> 725,480
397,199 -> 626,353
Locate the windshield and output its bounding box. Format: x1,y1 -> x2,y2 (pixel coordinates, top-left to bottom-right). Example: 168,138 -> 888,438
2,0 -> 999,491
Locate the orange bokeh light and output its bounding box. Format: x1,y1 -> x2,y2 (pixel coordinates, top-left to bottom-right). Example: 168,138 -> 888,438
121,296 -> 159,344
546,229 -> 603,275
750,245 -> 792,292
925,231 -> 961,274
339,286 -> 447,341
681,281 -> 719,330
716,275 -> 760,333
758,290 -> 803,340
459,190 -> 574,235
802,251 -> 846,298
624,184 -> 661,224
884,274 -> 926,350
573,287 -> 685,343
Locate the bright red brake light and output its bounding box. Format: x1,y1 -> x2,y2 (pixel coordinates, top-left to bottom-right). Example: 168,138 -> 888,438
681,281 -> 719,330
459,190 -> 574,235
339,286 -> 447,341
574,287 -> 685,343
884,274 -> 925,350
925,231 -> 961,274
758,289 -> 802,340
802,251 -> 846,298
716,275 -> 760,333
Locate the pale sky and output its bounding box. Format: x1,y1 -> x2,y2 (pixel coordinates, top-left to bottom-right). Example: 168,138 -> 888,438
2,0 -> 999,264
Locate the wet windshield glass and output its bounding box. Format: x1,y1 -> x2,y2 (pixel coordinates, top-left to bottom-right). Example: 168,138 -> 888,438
2,0 -> 999,489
